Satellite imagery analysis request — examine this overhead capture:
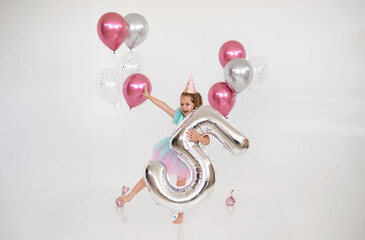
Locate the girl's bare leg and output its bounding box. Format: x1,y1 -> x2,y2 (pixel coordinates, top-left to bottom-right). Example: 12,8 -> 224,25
116,177 -> 146,207
173,176 -> 186,224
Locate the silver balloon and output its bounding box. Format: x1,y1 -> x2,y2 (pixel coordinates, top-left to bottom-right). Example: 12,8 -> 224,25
118,51 -> 143,76
144,105 -> 249,212
247,56 -> 268,90
124,13 -> 149,49
224,58 -> 253,94
95,69 -> 123,104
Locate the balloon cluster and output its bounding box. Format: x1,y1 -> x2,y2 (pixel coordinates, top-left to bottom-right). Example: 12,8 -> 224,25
208,40 -> 268,117
95,12 -> 152,108
96,12 -> 148,52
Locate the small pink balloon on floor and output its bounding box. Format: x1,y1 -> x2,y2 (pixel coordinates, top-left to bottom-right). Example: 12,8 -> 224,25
226,190 -> 236,207
208,82 -> 236,117
218,40 -> 246,68
123,73 -> 152,109
97,12 -> 128,52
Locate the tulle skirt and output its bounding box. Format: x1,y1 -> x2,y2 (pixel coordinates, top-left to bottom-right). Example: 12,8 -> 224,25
150,137 -> 190,179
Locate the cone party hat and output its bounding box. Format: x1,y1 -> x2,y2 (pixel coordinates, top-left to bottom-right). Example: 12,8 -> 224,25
184,75 -> 197,93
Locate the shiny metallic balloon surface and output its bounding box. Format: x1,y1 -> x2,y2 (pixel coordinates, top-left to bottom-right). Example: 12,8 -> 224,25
144,105 -> 249,212
124,13 -> 149,49
224,58 -> 253,94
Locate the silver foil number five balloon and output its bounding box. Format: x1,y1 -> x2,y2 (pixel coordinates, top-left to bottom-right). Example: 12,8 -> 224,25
144,105 -> 249,212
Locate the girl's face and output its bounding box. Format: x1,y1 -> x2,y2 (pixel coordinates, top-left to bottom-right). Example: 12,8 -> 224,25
180,96 -> 195,116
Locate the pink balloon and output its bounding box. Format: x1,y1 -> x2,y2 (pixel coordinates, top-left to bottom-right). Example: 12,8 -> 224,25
123,73 -> 152,109
97,12 -> 128,52
208,82 -> 236,117
218,40 -> 246,68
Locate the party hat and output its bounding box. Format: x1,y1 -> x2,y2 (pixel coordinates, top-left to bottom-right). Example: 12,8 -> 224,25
184,75 -> 197,93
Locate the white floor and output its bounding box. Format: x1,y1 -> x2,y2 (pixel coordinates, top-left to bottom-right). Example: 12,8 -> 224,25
2,187 -> 292,240
2,133 -> 365,240
2,181 -> 362,240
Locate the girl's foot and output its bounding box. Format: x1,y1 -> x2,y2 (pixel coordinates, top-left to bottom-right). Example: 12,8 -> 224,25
173,213 -> 184,224
115,192 -> 135,207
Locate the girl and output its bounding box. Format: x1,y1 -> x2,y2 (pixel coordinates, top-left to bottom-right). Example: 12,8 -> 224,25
115,76 -> 210,224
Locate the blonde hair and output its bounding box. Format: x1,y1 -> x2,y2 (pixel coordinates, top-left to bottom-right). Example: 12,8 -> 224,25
180,92 -> 203,108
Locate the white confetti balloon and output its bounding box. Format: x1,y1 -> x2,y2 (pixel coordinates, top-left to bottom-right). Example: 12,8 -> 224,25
247,56 -> 268,89
118,51 -> 144,76
95,69 -> 123,104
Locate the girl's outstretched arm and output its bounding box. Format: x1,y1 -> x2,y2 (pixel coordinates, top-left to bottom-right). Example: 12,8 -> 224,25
143,86 -> 175,117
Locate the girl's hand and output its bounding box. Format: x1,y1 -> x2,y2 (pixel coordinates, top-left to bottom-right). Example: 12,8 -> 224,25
142,85 -> 151,99
187,129 -> 202,142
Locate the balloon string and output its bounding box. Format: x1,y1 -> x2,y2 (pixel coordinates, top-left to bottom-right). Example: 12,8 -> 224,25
242,89 -> 251,103
127,50 -> 132,63
228,90 -> 249,191
228,98 -> 238,189
112,51 -> 117,64
119,101 -> 130,185
234,90 -> 250,190
228,152 -> 233,188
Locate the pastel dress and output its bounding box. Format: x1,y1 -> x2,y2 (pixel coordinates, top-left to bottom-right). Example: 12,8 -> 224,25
150,108 -> 190,179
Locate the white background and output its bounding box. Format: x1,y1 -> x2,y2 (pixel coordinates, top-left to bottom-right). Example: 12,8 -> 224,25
1,0 -> 364,239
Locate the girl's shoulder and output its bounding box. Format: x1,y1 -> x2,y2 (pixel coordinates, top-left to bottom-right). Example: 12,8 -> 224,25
172,108 -> 184,124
